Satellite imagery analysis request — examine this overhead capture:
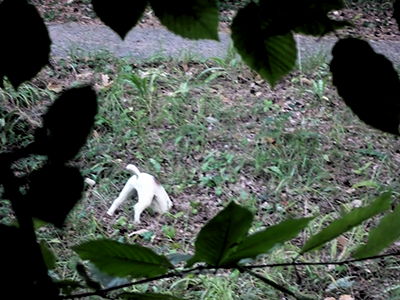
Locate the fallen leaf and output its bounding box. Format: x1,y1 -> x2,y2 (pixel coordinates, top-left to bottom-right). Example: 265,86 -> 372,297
182,63 -> 189,72
337,236 -> 348,249
339,295 -> 354,300
76,71 -> 93,80
221,95 -> 233,104
47,82 -> 63,93
100,74 -> 113,88
265,137 -> 276,145
128,229 -> 151,237
92,130 -> 100,139
300,77 -> 313,86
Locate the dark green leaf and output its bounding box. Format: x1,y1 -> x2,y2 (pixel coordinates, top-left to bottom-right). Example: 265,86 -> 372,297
27,164 -> 84,228
186,201 -> 253,267
223,218 -> 313,265
353,204 -> 400,258
92,0 -> 148,39
230,0 -> 346,84
40,241 -> 56,270
149,0 -> 218,40
231,2 -> 297,86
118,292 -> 183,300
301,192 -> 391,254
73,239 -> 173,278
330,38 -> 400,135
0,0 -> 50,88
33,86 -> 98,162
88,263 -> 130,288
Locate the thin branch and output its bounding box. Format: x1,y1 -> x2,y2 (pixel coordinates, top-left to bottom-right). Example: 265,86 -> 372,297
246,251 -> 400,269
61,266 -> 207,299
238,266 -> 300,299
61,251 -> 400,299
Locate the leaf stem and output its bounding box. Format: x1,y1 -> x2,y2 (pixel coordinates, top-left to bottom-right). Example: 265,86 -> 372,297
60,266 -> 206,299
63,251 -> 400,298
247,251 -> 400,269
238,266 -> 300,299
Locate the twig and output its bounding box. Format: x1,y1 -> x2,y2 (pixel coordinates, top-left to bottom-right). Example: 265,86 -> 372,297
62,251 -> 400,299
238,266 -> 300,299
246,251 -> 400,269
60,266 -> 207,299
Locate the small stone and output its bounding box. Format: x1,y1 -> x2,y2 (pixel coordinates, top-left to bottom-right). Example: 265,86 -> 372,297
84,178 -> 96,187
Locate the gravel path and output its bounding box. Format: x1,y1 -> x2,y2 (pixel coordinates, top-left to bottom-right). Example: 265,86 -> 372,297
49,23 -> 400,66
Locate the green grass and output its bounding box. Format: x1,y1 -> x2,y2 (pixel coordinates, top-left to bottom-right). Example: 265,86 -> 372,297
1,48 -> 400,299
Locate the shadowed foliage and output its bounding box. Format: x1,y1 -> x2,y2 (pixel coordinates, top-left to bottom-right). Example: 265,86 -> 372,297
0,0 -> 50,88
26,164 -> 84,228
91,0 -> 148,39
149,0 -> 219,40
33,86 -> 98,162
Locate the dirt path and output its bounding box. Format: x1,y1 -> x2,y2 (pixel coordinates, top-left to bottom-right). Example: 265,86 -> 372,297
49,22 -> 400,66
49,23 -> 231,61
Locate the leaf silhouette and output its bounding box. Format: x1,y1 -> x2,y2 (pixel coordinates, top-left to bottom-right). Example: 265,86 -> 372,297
330,38 -> 400,135
33,86 -> 98,162
92,0 -> 148,39
394,0 -> 400,31
0,225 -> 29,296
0,224 -> 59,297
232,0 -> 348,85
0,0 -> 51,88
26,164 -> 84,228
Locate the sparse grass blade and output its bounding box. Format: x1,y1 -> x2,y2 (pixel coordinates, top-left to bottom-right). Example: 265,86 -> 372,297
301,192 -> 392,254
353,203 -> 400,258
